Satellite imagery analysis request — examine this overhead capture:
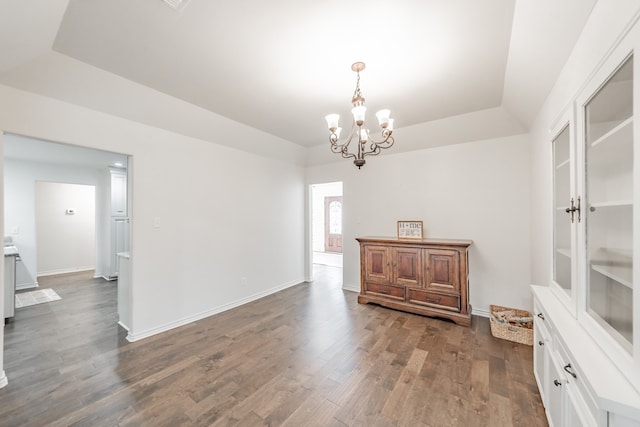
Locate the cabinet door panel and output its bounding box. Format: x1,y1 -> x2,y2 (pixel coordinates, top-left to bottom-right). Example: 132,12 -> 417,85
424,249 -> 460,293
584,55 -> 634,353
110,169 -> 127,217
392,247 -> 421,287
364,245 -> 389,283
547,358 -> 566,427
566,385 -> 597,427
533,320 -> 549,407
552,123 -> 574,299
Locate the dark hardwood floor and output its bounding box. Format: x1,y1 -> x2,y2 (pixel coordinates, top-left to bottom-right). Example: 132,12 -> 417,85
0,266 -> 547,426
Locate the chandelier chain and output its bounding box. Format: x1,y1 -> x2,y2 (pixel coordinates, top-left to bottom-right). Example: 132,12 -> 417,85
352,70 -> 362,101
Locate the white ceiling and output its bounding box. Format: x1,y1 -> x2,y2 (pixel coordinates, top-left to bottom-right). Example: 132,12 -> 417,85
0,0 -> 596,153
4,133 -> 128,170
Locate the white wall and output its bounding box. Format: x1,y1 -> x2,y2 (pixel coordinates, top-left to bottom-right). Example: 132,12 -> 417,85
529,1 -> 640,286
35,181 -> 96,276
307,134 -> 532,315
4,158 -> 108,287
0,84 -> 306,346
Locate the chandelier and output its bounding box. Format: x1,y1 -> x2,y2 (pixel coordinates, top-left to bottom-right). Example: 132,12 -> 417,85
325,62 -> 395,169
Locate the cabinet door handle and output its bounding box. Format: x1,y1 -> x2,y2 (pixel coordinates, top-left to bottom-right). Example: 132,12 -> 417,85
536,313 -> 545,320
563,363 -> 577,379
565,197 -> 581,223
538,340 -> 544,346
554,379 -> 562,387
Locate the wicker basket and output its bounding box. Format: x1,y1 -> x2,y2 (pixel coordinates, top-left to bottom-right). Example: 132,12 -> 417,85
489,304 -> 533,346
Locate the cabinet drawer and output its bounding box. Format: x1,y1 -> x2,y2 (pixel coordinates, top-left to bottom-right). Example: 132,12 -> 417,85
533,299 -> 553,335
365,282 -> 405,300
407,289 -> 460,312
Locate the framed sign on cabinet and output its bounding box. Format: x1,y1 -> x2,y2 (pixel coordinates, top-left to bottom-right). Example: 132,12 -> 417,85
397,221 -> 423,239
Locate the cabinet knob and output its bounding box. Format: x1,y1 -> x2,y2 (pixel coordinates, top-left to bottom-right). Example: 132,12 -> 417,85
536,313 -> 545,320
538,340 -> 544,346
553,379 -> 562,387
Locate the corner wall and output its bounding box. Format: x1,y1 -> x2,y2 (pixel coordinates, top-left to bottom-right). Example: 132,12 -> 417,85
0,84 -> 306,345
4,158 -> 108,286
307,133 -> 532,315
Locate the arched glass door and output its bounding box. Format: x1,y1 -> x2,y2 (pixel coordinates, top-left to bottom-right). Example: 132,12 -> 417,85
324,196 -> 343,253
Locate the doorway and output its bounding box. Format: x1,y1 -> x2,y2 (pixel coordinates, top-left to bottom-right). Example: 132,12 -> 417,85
311,182 -> 343,268
324,195 -> 343,253
3,133 -> 131,326
35,182 -> 96,277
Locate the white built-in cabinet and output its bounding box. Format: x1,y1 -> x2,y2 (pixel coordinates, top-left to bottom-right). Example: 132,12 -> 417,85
108,168 -> 129,279
117,251 -> 131,331
532,18 -> 640,426
110,168 -> 127,217
109,217 -> 129,278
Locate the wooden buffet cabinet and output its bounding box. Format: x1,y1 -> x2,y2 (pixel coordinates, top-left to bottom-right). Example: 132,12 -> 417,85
356,237 -> 472,326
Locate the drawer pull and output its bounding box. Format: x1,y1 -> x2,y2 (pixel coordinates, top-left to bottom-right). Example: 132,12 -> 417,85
426,297 -> 442,304
538,340 -> 544,346
553,379 -> 562,387
536,313 -> 545,320
563,363 -> 577,379
378,289 -> 390,294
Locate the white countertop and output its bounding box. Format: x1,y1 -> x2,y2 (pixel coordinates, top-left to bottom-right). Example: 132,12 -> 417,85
4,245 -> 19,257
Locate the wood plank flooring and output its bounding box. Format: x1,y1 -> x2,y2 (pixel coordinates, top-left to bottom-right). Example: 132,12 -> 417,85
0,266 -> 547,426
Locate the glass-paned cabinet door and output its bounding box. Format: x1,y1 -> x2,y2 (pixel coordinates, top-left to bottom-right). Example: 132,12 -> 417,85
584,55 -> 634,352
553,124 -> 573,299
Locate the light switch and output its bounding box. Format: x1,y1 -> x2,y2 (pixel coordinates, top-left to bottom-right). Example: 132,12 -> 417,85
153,217 -> 161,228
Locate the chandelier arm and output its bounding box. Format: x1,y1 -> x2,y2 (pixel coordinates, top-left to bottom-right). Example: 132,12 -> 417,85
364,131 -> 394,145
360,135 -> 395,158
361,144 -> 381,158
329,125 -> 359,160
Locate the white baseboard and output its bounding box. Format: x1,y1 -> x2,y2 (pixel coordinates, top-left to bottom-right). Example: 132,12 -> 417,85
0,370 -> 7,389
118,321 -> 130,332
38,266 -> 95,277
16,282 -> 38,291
472,307 -> 491,318
342,284 -> 359,293
126,278 -> 305,342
